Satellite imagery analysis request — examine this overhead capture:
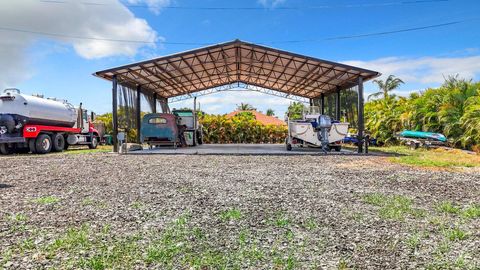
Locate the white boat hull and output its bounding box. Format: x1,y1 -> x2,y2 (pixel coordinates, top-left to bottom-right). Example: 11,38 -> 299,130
289,122 -> 349,147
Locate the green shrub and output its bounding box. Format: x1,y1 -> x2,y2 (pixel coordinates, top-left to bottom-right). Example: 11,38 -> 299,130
200,114 -> 287,144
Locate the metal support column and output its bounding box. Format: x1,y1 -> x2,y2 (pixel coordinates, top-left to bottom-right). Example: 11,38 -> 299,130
193,96 -> 197,131
357,77 -> 364,154
335,87 -> 341,121
136,85 -> 141,144
152,93 -> 157,113
320,93 -> 325,115
309,98 -> 313,107
112,75 -> 118,152
159,97 -> 170,113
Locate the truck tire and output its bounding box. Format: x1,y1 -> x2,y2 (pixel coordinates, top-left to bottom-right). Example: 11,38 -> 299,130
35,134 -> 52,154
28,139 -> 37,154
0,144 -> 14,155
52,133 -> 65,152
88,136 -> 98,149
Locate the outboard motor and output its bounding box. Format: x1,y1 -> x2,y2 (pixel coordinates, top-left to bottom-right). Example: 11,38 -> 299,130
317,115 -> 332,152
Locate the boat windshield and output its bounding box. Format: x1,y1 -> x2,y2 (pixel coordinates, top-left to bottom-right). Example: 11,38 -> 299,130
174,111 -> 193,117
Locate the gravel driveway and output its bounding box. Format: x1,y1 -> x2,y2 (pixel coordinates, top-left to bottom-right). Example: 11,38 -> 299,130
0,153 -> 479,269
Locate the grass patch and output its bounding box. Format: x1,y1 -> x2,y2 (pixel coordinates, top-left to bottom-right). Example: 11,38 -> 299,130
337,257 -> 353,270
461,204 -> 480,219
272,212 -> 291,228
427,253 -> 477,270
443,226 -> 468,241
81,197 -> 108,209
32,196 -> 60,205
363,193 -> 386,206
304,217 -> 318,230
219,208 -> 242,222
437,201 -> 461,214
363,193 -> 421,220
406,232 -> 421,252
47,225 -> 91,254
5,212 -> 28,233
6,212 -> 28,222
130,201 -> 145,209
368,146 -> 480,168
44,224 -> 143,268
63,145 -> 111,155
436,201 -> 480,219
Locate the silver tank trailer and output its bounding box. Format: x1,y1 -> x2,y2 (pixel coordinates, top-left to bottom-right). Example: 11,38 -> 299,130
0,89 -> 77,128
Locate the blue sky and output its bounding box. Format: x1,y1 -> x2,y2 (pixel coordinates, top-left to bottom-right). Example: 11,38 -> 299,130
2,0 -> 480,117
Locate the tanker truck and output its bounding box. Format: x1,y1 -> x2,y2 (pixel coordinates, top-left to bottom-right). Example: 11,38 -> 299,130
0,88 -> 100,154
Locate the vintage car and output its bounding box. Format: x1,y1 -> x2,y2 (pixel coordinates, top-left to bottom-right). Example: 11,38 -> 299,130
141,113 -> 179,147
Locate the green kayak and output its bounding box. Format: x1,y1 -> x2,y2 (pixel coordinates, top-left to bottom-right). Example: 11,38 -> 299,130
399,130 -> 447,142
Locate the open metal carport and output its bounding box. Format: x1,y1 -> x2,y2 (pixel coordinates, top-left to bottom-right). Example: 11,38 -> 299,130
94,39 -> 380,153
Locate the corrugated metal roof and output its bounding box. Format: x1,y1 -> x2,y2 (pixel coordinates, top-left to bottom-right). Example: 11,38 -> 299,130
94,40 -> 380,99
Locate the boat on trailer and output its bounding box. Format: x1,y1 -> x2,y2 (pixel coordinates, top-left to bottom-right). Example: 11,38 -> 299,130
285,106 -> 349,153
398,130 -> 447,149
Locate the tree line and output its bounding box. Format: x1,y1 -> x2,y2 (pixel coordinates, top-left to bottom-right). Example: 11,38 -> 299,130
365,75 -> 480,151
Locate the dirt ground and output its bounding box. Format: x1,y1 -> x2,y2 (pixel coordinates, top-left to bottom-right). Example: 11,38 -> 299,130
0,153 -> 479,269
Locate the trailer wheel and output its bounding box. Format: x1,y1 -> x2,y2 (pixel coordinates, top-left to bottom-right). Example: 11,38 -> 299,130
409,142 -> 419,150
192,132 -> 197,147
52,133 -> 65,152
334,145 -> 342,152
286,143 -> 292,151
0,144 -> 14,155
88,136 -> 98,149
35,134 -> 52,154
197,131 -> 203,145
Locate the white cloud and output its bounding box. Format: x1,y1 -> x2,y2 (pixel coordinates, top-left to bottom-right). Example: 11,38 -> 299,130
342,55 -> 480,85
127,0 -> 171,14
0,0 -> 159,88
257,0 -> 287,8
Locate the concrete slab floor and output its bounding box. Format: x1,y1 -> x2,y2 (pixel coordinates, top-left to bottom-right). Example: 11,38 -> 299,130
124,144 -> 363,156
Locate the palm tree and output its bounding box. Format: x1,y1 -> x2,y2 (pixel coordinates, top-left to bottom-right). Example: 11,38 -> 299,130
266,108 -> 275,116
287,102 -> 305,120
236,103 -> 256,111
369,75 -> 404,100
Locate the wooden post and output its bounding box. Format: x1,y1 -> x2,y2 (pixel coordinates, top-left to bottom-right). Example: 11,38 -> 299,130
112,75 -> 118,152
